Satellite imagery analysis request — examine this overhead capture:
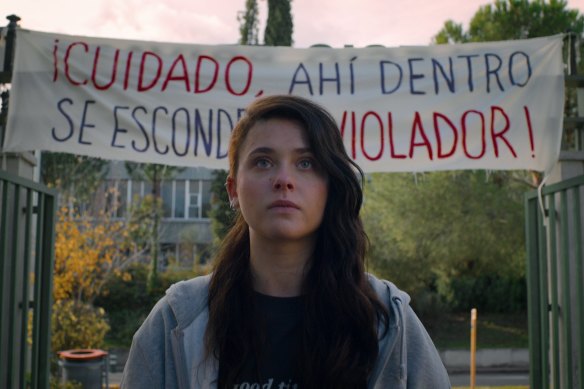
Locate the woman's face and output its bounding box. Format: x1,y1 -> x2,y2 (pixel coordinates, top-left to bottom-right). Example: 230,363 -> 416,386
228,117 -> 329,245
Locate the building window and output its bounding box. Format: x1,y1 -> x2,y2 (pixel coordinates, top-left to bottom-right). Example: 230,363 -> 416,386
188,180 -> 201,219
175,180 -> 186,218
102,178 -> 212,220
161,181 -> 173,218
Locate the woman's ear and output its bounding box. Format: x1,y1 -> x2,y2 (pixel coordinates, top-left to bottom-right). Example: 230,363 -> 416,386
226,177 -> 239,209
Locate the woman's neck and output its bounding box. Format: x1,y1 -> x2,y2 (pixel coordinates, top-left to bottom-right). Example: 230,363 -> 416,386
248,234 -> 314,297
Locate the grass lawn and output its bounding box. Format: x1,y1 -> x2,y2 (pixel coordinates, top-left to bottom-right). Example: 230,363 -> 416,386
424,311 -> 529,350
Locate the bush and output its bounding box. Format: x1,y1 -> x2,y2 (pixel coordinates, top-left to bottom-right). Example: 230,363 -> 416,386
94,263 -> 152,347
49,377 -> 82,389
95,262 -> 208,347
95,263 -> 152,312
446,275 -> 527,313
51,300 -> 110,354
411,288 -> 449,326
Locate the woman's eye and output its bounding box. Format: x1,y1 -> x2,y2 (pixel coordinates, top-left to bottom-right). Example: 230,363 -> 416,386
298,159 -> 313,169
255,158 -> 271,168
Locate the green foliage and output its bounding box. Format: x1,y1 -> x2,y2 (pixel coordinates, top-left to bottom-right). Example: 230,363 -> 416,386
51,300 -> 110,354
124,162 -> 184,184
433,20 -> 466,44
362,171 -> 527,309
409,287 -> 449,326
95,263 -> 152,312
127,194 -> 163,249
95,262 -> 208,347
433,0 -> 584,44
447,275 -> 527,312
427,2 -> 584,315
124,162 -> 184,292
209,170 -> 234,249
41,152 -> 108,204
49,377 -> 83,389
94,263 -> 151,347
238,0 -> 260,44
264,0 -> 293,46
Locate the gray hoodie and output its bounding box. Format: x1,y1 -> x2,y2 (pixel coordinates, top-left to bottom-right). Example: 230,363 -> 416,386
121,274 -> 451,388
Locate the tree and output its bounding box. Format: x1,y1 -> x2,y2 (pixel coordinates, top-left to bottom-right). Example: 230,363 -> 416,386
50,200 -> 145,355
209,170 -> 234,248
264,0 -> 293,46
383,1 -> 584,314
53,205 -> 142,305
41,152 -> 108,205
124,162 -> 184,292
433,0 -> 584,44
238,0 -> 260,45
362,171 -> 527,310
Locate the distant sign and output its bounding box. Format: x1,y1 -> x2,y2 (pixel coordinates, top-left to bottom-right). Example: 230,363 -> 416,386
4,29 -> 565,173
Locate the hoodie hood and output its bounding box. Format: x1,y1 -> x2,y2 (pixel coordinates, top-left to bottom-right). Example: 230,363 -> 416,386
366,274 -> 411,388
166,274 -> 211,329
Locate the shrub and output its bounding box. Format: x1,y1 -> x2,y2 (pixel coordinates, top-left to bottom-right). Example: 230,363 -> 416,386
95,263 -> 152,312
94,263 -> 152,347
411,288 -> 449,326
446,275 -> 527,313
95,262 -> 209,347
49,377 -> 83,389
51,300 -> 110,354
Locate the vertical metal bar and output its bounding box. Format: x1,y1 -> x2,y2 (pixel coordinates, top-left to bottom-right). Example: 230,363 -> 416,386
548,196 -> 561,389
538,194 -> 550,387
525,195 -> 542,388
470,308 -> 477,389
30,193 -> 45,389
573,186 -> 584,389
560,190 -> 573,388
7,183 -> 21,388
3,15 -> 20,75
19,187 -> 33,389
37,192 -> 56,389
0,179 -> 8,386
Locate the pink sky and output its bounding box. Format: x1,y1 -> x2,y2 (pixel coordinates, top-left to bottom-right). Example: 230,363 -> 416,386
1,0 -> 584,47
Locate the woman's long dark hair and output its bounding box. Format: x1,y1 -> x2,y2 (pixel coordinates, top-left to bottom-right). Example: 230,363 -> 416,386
205,95 -> 389,388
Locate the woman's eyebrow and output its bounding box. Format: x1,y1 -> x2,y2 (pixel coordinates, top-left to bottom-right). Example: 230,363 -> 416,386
247,147 -> 313,157
247,147 -> 274,157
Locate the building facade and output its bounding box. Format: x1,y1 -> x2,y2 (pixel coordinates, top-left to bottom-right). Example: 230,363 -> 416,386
103,161 -> 216,270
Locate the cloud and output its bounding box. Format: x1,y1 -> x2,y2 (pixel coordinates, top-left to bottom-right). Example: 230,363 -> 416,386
91,0 -> 241,44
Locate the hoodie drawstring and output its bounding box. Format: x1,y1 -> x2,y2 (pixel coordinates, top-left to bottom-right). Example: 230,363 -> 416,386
392,296 -> 407,382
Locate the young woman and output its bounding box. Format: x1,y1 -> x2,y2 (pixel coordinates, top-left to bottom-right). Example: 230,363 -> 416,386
121,95 -> 451,389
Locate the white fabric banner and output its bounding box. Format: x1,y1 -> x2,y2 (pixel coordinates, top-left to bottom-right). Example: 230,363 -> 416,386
4,29 -> 565,173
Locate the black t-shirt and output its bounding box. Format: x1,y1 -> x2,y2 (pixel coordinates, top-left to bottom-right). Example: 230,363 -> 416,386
232,292 -> 303,389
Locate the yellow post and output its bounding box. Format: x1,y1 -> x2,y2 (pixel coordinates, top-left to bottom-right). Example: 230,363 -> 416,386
470,308 -> 477,389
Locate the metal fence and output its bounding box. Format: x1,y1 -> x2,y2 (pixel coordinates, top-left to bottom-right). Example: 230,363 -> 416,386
525,174 -> 584,389
0,169 -> 57,389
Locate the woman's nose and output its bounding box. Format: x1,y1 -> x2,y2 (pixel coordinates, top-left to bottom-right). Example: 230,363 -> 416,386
272,167 -> 295,191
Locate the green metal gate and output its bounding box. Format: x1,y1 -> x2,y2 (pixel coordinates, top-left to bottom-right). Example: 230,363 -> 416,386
525,174 -> 584,389
0,169 -> 57,389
